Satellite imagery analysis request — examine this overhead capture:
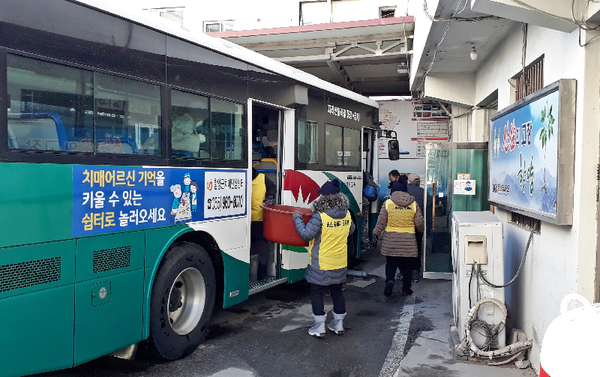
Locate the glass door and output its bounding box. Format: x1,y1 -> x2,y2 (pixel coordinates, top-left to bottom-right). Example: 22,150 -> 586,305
423,142 -> 489,279
362,127 -> 378,253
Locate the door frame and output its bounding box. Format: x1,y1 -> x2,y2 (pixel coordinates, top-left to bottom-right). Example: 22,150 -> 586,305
423,142 -> 488,280
247,98 -> 295,279
362,126 -> 378,245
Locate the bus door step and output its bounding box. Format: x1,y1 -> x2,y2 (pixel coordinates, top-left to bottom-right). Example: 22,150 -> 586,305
249,277 -> 287,295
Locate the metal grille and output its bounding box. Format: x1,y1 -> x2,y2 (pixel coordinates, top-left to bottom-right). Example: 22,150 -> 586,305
0,257 -> 61,293
510,212 -> 541,234
93,246 -> 131,273
514,57 -> 544,101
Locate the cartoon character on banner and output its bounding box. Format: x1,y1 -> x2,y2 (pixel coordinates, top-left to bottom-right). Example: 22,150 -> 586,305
190,181 -> 199,212
170,172 -> 193,223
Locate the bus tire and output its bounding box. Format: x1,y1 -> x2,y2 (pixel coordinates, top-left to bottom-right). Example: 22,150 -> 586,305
147,241 -> 216,361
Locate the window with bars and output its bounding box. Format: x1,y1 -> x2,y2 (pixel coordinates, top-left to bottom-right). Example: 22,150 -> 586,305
380,6 -> 397,18
512,56 -> 544,101
510,212 -> 541,234
204,21 -> 235,33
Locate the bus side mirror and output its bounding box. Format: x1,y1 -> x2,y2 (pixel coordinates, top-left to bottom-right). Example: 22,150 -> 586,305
388,139 -> 399,160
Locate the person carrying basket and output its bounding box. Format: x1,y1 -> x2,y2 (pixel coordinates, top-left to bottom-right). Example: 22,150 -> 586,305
292,179 -> 355,338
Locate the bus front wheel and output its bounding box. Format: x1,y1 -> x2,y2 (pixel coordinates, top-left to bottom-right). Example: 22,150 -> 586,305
147,241 -> 216,360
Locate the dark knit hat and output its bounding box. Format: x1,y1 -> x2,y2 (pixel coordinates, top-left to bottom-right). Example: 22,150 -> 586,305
391,179 -> 407,193
317,179 -> 341,195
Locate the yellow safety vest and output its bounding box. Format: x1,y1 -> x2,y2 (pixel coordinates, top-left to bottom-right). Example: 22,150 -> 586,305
385,199 -> 417,233
309,211 -> 351,270
252,173 -> 267,221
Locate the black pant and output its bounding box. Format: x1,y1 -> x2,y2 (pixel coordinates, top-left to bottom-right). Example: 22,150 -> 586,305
385,256 -> 413,292
310,283 -> 345,316
414,231 -> 423,272
251,221 -> 270,265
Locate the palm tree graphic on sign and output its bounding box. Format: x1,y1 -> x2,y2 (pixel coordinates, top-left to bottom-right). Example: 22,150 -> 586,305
539,101 -> 554,193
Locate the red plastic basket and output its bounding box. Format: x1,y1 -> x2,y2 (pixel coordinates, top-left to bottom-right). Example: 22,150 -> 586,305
261,204 -> 313,247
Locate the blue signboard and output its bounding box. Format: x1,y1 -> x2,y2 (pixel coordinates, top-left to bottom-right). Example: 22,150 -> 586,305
73,166 -> 247,236
489,90 -> 559,216
488,80 -> 576,224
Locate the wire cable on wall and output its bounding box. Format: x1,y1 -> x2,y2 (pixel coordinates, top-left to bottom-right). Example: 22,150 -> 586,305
508,0 -> 600,47
418,0 -> 504,91
478,230 -> 534,289
521,23 -> 528,98
468,264 -> 475,309
571,0 -> 600,31
423,0 -> 500,22
417,0 -> 459,90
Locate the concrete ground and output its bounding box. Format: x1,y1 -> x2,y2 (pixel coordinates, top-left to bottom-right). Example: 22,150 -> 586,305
360,252 -> 538,377
40,249 -> 539,377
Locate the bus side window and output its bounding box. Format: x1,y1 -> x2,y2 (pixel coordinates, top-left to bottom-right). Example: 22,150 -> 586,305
95,73 -> 161,155
7,55 -> 94,152
170,91 -> 209,158
7,124 -> 18,148
298,119 -> 319,165
170,92 -> 245,165
210,99 -> 244,162
7,113 -> 67,151
8,117 -> 59,150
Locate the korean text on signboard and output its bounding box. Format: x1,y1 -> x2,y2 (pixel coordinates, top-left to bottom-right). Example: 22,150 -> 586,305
73,167 -> 246,236
327,105 -> 360,122
204,171 -> 246,219
488,88 -> 560,218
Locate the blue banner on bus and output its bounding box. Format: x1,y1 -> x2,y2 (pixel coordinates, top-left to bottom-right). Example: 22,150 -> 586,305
73,166 -> 247,237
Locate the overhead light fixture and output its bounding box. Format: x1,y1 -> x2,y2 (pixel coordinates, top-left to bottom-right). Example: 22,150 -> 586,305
397,64 -> 409,75
470,46 -> 478,61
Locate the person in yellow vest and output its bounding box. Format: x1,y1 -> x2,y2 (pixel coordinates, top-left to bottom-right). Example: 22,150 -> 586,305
292,179 -> 355,338
252,167 -> 276,281
373,177 -> 424,297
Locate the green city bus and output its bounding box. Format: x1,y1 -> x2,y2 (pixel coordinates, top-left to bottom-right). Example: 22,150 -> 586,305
0,1 -> 380,376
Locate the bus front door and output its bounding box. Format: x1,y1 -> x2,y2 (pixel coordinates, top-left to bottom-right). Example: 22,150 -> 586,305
249,102 -> 293,290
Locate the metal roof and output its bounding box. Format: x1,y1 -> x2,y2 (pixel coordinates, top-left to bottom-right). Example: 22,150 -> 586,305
209,17 -> 415,97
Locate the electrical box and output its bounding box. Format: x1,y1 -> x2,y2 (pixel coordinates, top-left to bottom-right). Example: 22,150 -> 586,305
464,235 -> 487,265
451,211 -> 505,348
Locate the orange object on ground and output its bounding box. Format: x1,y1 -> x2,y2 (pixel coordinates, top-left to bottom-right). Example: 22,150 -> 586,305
262,204 -> 313,247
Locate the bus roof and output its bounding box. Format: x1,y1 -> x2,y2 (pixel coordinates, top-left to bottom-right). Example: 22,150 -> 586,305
73,0 -> 380,109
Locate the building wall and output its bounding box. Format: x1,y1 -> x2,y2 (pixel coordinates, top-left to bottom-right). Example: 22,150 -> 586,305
330,0 -> 409,23
408,0 -> 439,90
143,0 -> 411,32
377,100 -> 427,197
450,105 -> 473,141
472,24 -> 599,370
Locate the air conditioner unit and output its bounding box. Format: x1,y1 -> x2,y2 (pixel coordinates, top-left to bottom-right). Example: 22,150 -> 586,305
451,211 -> 505,348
